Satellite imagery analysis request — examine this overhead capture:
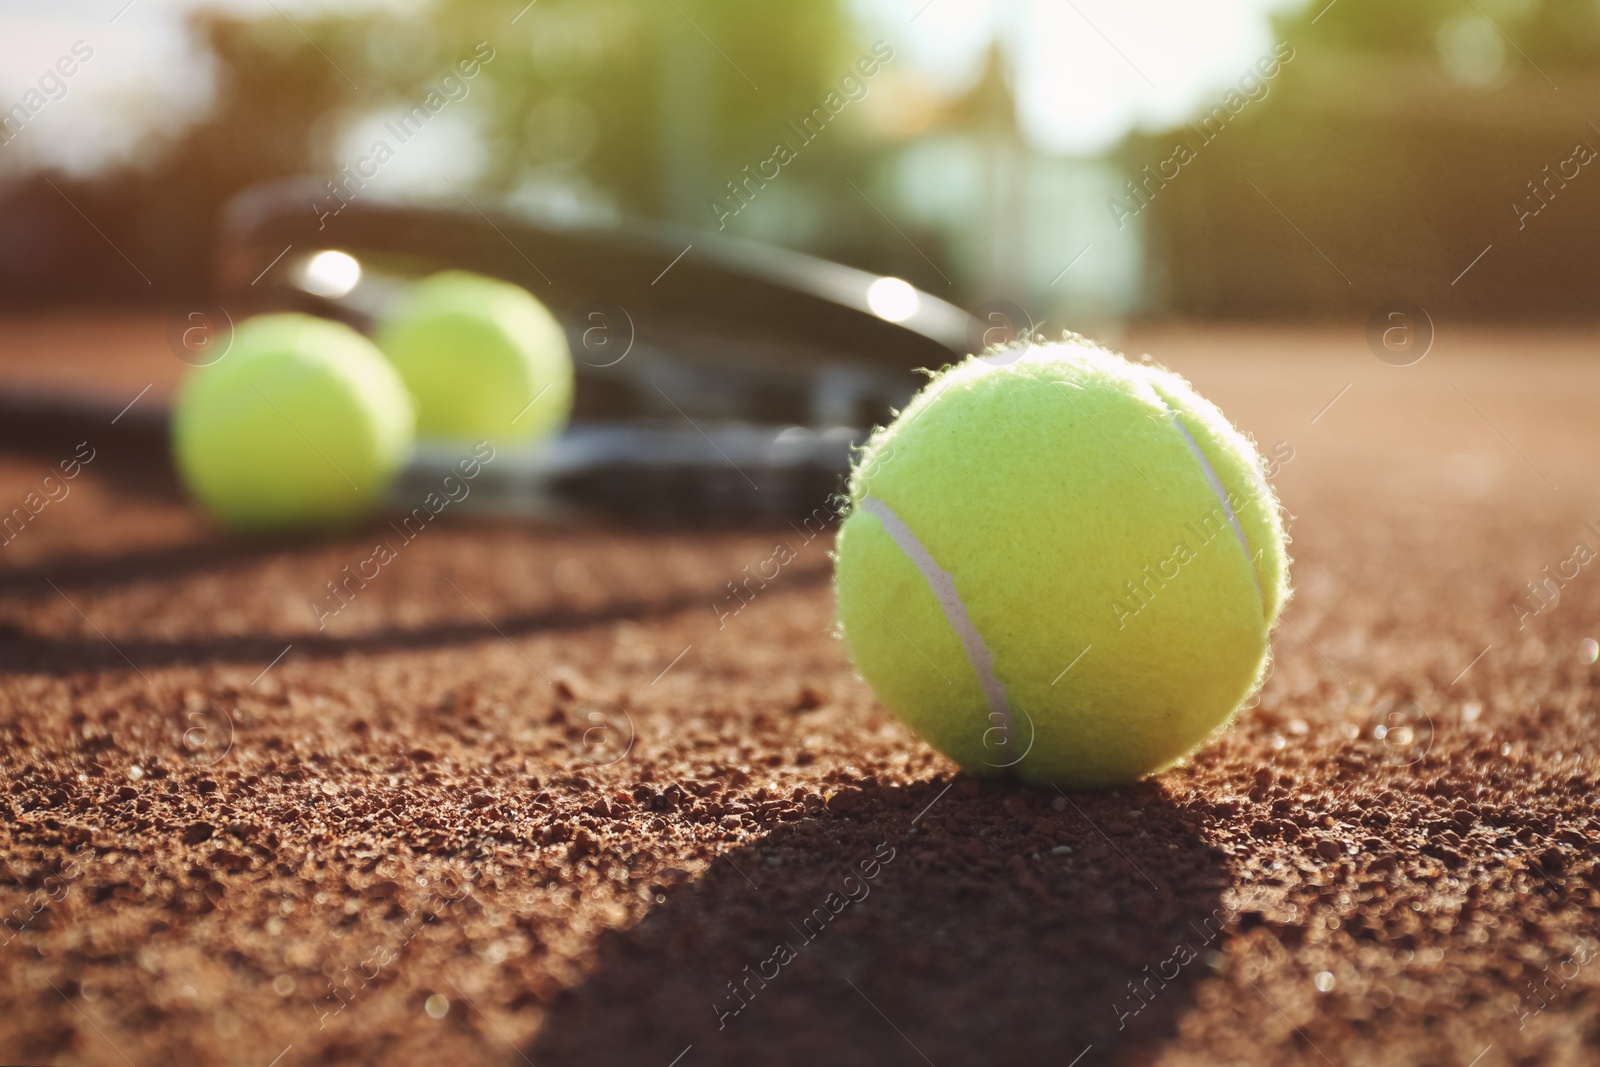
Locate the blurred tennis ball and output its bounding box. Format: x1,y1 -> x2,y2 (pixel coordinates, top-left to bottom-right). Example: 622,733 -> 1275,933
374,270 -> 574,443
172,313 -> 415,531
834,339 -> 1289,788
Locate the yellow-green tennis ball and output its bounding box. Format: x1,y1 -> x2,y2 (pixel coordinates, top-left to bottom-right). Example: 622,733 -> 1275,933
374,270 -> 574,444
172,313 -> 414,531
834,340 -> 1290,789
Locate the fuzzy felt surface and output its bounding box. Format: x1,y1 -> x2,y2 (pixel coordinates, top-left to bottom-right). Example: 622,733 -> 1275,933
172,313 -> 415,531
834,340 -> 1290,787
375,271 -> 573,444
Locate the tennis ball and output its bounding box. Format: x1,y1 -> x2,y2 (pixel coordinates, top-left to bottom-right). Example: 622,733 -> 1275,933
374,270 -> 574,444
172,313 -> 414,531
834,339 -> 1290,789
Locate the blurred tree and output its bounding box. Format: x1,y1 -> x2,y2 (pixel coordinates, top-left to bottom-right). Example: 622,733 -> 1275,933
0,0 -> 858,304
1128,0 -> 1600,319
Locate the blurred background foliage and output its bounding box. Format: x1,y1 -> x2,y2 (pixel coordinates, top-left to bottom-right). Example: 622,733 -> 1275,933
1130,0 -> 1600,318
4,0 -> 1600,323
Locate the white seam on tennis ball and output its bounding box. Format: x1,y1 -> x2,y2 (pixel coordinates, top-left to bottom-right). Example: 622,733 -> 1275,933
1167,412 -> 1261,596
859,496 -> 1016,761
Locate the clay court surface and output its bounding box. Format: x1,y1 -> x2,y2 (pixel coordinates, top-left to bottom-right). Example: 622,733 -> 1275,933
2,318 -> 1599,1066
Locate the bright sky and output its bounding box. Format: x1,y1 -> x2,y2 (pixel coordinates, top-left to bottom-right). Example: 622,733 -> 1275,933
0,0 -> 415,177
0,0 -> 215,176
0,0 -> 1306,177
855,0 -> 1307,154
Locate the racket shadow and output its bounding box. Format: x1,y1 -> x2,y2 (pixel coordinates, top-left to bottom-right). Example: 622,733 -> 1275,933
0,563 -> 833,677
